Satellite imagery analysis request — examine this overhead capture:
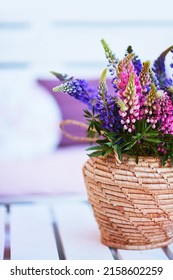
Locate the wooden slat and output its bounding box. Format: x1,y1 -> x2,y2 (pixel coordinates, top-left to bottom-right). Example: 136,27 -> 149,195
164,244 -> 173,259
53,200 -> 114,260
117,248 -> 168,260
0,206 -> 5,260
11,204 -> 59,260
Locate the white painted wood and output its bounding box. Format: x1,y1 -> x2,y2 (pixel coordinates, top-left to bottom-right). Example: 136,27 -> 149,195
167,243 -> 173,251
11,204 -> 59,260
117,248 -> 168,260
167,243 -> 173,257
53,201 -> 114,260
0,206 -> 5,260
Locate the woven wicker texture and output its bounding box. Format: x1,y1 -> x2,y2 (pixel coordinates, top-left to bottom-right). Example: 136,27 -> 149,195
83,152 -> 173,250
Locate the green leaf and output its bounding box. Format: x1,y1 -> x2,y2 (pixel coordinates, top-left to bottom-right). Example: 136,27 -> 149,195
113,144 -> 118,150
86,145 -> 105,151
87,151 -> 105,157
144,138 -> 162,143
102,148 -> 113,156
105,142 -> 113,147
97,139 -> 109,144
145,131 -> 159,137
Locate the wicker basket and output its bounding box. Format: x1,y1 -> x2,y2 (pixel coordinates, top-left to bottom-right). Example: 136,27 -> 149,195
83,152 -> 173,250
60,119 -> 173,250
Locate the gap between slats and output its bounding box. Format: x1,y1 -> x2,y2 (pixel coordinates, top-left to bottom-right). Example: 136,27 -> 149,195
0,206 -> 6,260
3,205 -> 11,260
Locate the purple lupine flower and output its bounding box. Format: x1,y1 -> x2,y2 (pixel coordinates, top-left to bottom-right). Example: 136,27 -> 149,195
125,46 -> 142,75
149,69 -> 161,90
152,46 -> 173,91
95,95 -> 121,132
132,56 -> 142,76
94,68 -> 122,132
53,79 -> 97,108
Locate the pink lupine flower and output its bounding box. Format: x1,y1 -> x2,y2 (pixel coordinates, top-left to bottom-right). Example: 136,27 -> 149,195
118,73 -> 140,132
115,53 -> 140,94
156,92 -> 173,134
113,54 -> 142,131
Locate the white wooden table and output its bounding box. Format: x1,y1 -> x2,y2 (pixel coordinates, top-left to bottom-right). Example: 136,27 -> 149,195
0,195 -> 173,260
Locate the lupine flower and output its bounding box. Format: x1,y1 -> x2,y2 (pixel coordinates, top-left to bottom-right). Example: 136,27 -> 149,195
125,46 -> 142,75
139,61 -> 151,94
53,79 -> 97,108
152,46 -> 173,92
114,54 -> 143,125
156,92 -> 173,134
95,95 -> 121,132
149,69 -> 160,90
115,54 -> 142,98
116,97 -> 128,112
117,73 -> 140,132
97,68 -> 108,98
132,56 -> 142,76
95,68 -> 121,132
113,53 -> 135,94
143,84 -> 163,128
101,39 -> 118,76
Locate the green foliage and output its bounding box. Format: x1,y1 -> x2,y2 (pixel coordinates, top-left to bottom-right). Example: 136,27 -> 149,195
85,113 -> 173,165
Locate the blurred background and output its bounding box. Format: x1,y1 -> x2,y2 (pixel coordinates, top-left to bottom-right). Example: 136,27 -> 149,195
0,0 -> 173,196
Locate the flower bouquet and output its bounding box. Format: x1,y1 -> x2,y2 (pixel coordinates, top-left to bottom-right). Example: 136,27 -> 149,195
52,40 -> 173,250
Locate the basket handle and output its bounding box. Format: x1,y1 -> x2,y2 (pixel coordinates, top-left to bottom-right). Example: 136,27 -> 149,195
60,119 -> 122,165
114,151 -> 122,166
59,119 -> 99,142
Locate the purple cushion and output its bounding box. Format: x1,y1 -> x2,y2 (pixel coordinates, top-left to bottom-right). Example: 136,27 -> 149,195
37,78 -> 113,146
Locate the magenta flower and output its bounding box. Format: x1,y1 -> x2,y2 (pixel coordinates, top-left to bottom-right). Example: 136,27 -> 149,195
157,92 -> 173,134
114,54 -> 141,132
